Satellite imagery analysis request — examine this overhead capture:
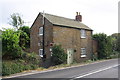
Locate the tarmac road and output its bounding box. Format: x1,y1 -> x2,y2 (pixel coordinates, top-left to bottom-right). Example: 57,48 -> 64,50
2,59 -> 119,80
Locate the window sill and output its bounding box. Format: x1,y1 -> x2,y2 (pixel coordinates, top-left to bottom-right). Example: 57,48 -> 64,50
81,55 -> 86,58
38,34 -> 43,36
40,55 -> 43,57
81,37 -> 86,39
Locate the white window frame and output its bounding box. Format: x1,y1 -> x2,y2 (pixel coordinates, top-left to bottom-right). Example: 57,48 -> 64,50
39,27 -> 43,36
81,48 -> 86,57
38,43 -> 40,46
81,29 -> 86,38
39,49 -> 43,57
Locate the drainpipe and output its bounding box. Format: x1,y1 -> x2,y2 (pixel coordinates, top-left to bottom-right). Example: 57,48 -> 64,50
42,11 -> 46,59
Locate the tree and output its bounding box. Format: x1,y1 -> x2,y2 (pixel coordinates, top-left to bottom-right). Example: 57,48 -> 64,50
19,26 -> 30,49
2,29 -> 22,59
93,33 -> 112,59
9,13 -> 24,30
111,33 -> 120,52
116,34 -> 120,52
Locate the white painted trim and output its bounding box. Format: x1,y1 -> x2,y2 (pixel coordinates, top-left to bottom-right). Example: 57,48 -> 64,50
81,29 -> 86,38
39,49 -> 43,57
39,27 -> 43,36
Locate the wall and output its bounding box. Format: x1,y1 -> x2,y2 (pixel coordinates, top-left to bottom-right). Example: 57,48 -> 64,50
30,14 -> 43,54
30,13 -> 53,58
53,26 -> 93,62
93,40 -> 98,56
30,13 -> 93,63
30,13 -> 53,67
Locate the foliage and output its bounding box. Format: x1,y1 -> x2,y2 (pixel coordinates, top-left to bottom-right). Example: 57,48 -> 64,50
91,54 -> 98,61
92,33 -> 112,59
2,52 -> 40,76
110,33 -> 120,53
51,45 -> 67,65
19,26 -> 30,37
2,29 -> 22,59
21,52 -> 40,65
19,26 -> 30,48
2,61 -> 28,76
106,36 -> 113,58
109,51 -> 119,59
9,13 -> 24,30
116,34 -> 120,52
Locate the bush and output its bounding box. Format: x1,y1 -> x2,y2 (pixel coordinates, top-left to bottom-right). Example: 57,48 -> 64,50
21,52 -> 40,65
2,52 -> 40,76
51,45 -> 67,65
2,29 -> 22,59
2,62 -> 11,76
93,33 -> 112,59
2,60 -> 39,76
2,61 -> 24,76
91,54 -> 98,61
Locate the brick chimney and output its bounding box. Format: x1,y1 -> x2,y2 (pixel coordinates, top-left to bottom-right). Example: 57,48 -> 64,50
75,12 -> 82,22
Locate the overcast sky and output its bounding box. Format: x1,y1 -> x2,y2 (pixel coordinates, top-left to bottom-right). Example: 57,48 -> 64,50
0,0 -> 119,35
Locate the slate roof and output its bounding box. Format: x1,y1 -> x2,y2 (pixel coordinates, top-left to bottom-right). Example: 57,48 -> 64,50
40,12 -> 92,30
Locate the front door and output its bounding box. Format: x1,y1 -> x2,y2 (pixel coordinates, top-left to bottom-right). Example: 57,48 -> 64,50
67,49 -> 74,64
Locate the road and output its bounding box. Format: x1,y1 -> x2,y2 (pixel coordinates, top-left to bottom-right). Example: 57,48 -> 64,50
2,59 -> 119,80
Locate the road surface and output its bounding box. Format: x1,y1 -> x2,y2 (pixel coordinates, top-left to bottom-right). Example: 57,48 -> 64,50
2,59 -> 119,80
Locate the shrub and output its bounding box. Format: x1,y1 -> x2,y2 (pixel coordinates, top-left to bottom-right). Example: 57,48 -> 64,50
2,61 -> 24,76
30,64 -> 38,70
91,54 -> 98,61
2,62 -> 11,76
51,45 -> 67,65
93,33 -> 112,59
21,52 -> 40,65
2,29 -> 22,59
2,52 -> 40,76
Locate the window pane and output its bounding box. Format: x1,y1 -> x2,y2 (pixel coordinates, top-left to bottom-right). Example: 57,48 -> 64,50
39,27 -> 43,35
39,49 -> 43,57
81,29 -> 86,38
81,48 -> 86,57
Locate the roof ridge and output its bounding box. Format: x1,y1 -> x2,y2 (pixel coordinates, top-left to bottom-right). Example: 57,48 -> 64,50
39,12 -> 92,30
40,12 -> 76,22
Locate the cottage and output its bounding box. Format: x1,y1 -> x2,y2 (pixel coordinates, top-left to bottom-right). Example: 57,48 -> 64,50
30,12 -> 93,65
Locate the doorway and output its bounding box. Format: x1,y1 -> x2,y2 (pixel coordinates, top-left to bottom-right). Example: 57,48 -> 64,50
67,49 -> 74,64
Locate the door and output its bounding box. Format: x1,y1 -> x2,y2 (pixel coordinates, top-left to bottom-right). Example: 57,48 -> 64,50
67,49 -> 74,65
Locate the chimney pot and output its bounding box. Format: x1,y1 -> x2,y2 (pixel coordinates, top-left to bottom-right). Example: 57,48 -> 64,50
76,12 -> 78,15
75,12 -> 82,22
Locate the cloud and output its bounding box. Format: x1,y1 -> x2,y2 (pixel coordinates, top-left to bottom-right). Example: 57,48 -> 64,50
0,0 -> 119,35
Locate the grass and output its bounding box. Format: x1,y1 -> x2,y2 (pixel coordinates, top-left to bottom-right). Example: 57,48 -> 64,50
35,59 -> 106,72
2,55 -> 118,77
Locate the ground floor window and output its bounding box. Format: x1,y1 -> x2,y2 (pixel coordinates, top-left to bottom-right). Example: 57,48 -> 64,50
81,48 -> 86,57
39,49 -> 43,57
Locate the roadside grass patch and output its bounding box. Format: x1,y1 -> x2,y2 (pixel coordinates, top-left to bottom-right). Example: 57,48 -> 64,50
2,52 -> 40,76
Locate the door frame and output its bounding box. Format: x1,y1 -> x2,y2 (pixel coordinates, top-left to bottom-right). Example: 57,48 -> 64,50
67,48 -> 74,64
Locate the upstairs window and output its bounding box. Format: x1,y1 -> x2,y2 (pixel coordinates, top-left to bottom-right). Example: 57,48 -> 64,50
39,27 -> 43,35
81,48 -> 86,58
81,29 -> 86,38
39,49 -> 43,57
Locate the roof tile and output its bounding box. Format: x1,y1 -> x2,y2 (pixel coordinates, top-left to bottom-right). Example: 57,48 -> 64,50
41,13 -> 92,30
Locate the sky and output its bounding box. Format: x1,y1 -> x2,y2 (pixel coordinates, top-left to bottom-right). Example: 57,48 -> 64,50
0,0 -> 119,35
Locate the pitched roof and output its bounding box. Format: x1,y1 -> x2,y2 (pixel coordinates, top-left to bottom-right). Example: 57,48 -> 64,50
40,12 -> 92,30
